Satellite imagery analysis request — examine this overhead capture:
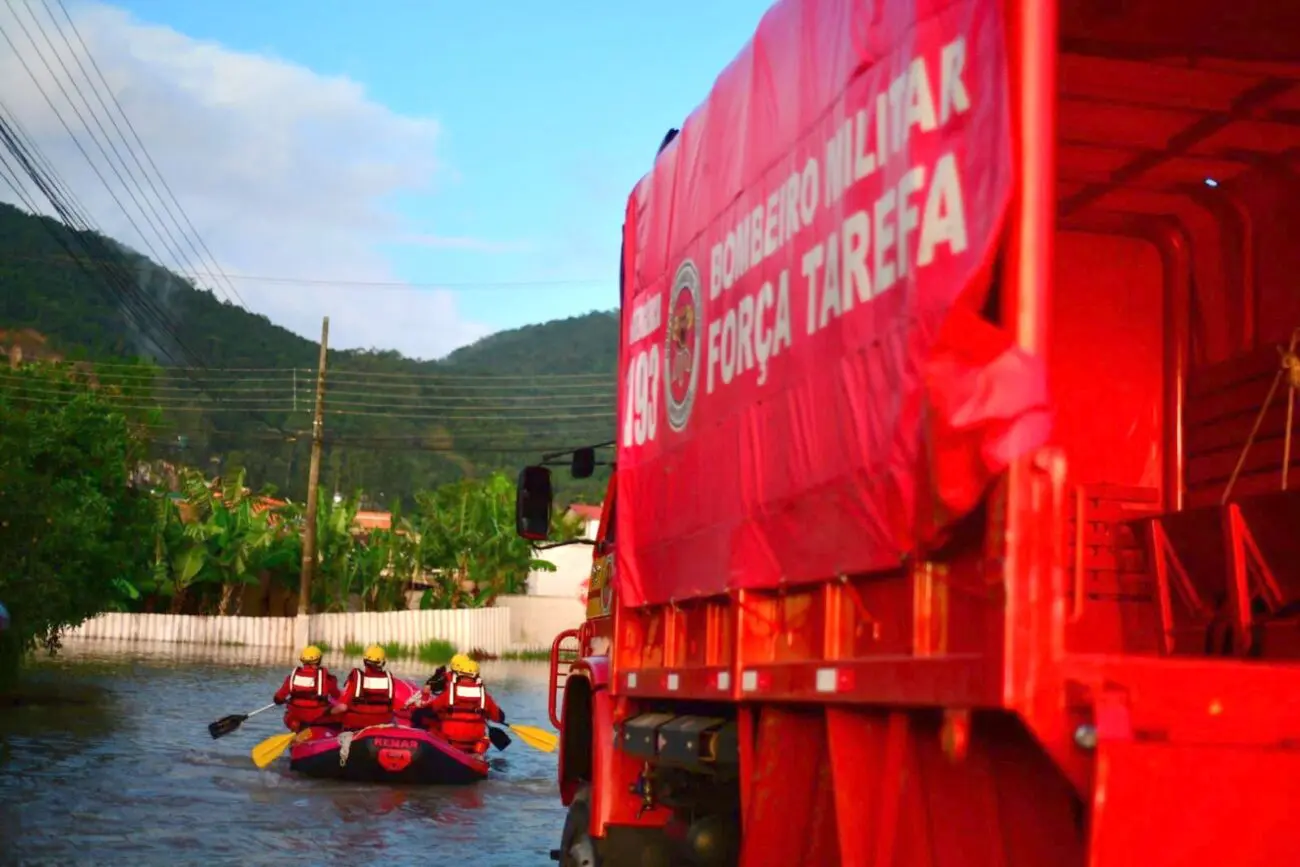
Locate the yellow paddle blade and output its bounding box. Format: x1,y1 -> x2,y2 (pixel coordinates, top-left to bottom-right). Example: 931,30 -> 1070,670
250,730 -> 309,769
507,723 -> 558,753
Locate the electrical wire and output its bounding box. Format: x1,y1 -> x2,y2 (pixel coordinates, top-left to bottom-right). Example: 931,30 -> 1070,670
0,13 -> 298,441
47,0 -> 248,309
2,7 -> 205,302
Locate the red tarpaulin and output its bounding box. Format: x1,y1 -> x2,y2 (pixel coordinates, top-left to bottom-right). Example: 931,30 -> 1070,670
616,0 -> 1050,607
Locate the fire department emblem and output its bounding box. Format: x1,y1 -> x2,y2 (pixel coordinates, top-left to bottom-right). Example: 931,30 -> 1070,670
665,260 -> 702,432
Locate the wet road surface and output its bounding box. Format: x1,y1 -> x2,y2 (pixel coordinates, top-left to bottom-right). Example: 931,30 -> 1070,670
0,642 -> 563,866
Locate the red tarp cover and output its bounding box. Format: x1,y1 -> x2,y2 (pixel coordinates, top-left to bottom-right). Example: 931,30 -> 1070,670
616,0 -> 1050,607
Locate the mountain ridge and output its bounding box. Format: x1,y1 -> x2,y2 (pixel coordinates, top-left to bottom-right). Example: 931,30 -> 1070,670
0,201 -> 620,504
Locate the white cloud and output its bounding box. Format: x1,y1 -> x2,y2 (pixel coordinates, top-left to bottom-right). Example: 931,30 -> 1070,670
0,1 -> 496,360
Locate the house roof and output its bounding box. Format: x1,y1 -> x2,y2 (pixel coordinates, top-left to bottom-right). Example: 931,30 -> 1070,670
354,510 -> 392,530
568,503 -> 603,522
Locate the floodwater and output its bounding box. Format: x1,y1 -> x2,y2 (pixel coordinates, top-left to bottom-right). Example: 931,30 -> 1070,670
0,641 -> 564,866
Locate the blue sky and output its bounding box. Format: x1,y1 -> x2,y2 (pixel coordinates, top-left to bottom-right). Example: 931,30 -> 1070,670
110,0 -> 774,338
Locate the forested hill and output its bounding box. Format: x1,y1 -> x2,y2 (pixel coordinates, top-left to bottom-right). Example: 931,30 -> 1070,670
0,201 -> 619,505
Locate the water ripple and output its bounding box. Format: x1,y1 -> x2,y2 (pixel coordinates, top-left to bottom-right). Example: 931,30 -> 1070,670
0,648 -> 563,866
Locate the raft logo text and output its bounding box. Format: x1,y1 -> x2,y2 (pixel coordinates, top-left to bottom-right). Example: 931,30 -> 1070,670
621,32 -> 981,446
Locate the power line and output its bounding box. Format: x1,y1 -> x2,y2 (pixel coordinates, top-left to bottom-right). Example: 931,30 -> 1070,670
0,367 -> 618,421
324,407 -> 614,421
0,101 -> 192,367
321,368 -> 613,383
47,0 -> 249,310
26,358 -> 615,381
2,392 -> 296,413
0,10 -> 298,442
2,5 -> 206,303
0,366 -> 618,400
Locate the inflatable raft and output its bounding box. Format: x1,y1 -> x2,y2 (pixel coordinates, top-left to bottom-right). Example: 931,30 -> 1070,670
289,724 -> 490,785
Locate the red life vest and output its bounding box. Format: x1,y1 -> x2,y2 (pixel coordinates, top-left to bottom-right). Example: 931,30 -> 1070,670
350,666 -> 394,708
286,665 -> 329,708
440,674 -> 487,722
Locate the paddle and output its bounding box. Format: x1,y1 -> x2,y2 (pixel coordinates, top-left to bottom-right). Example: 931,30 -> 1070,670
493,721 -> 558,753
208,703 -> 276,740
251,728 -> 313,769
488,726 -> 512,751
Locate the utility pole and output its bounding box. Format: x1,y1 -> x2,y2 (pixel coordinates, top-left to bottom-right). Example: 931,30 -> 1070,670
295,316 -> 329,650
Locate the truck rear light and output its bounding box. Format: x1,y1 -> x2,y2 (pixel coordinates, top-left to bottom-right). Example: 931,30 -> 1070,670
741,670 -> 773,692
815,667 -> 855,693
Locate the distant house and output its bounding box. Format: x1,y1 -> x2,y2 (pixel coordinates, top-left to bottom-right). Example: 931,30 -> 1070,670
354,509 -> 392,531
0,328 -> 61,367
171,481 -> 289,527
567,503 -> 603,525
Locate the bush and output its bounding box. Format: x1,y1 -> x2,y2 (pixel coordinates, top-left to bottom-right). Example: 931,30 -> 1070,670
0,367 -> 156,687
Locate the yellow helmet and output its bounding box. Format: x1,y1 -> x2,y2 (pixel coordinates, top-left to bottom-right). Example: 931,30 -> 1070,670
300,645 -> 323,665
449,653 -> 479,677
362,644 -> 387,667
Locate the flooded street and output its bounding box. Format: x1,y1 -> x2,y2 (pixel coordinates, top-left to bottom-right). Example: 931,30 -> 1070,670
0,642 -> 563,866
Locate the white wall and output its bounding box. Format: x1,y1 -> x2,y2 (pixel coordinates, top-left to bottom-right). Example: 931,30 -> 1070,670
494,595 -> 586,650
527,543 -> 597,598
526,517 -> 598,598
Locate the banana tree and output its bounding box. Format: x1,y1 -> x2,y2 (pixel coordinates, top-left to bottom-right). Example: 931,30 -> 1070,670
313,488 -> 360,612
171,467 -> 284,615
148,491 -> 208,613
353,502 -> 421,612
414,473 -> 562,608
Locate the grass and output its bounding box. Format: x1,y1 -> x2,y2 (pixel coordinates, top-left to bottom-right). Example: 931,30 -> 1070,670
501,648 -> 552,662
309,640 -> 331,653
415,639 -> 457,665
325,639 -> 459,667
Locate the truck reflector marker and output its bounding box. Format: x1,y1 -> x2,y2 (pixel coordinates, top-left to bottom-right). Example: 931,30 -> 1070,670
666,673 -> 680,691
815,667 -> 855,693
741,670 -> 773,692
627,672 -> 639,689
716,671 -> 731,690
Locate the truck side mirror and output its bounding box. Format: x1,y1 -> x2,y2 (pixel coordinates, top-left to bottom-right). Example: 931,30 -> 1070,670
571,447 -> 596,479
515,465 -> 553,541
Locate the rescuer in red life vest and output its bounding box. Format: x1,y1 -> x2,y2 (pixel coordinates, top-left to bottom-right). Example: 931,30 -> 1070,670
423,653 -> 505,754
272,644 -> 342,731
329,644 -> 398,730
403,665 -> 447,729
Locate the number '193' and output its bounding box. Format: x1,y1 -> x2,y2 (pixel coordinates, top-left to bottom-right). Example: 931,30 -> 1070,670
621,345 -> 660,447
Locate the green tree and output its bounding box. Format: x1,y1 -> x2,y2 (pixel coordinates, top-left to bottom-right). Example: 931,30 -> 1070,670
412,472 -> 585,608
0,365 -> 155,686
147,466 -> 300,614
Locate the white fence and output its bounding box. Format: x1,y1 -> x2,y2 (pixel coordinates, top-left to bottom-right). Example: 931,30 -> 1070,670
62,608 -> 511,656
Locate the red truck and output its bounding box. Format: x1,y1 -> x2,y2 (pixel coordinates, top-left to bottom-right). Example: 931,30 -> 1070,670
516,0 -> 1300,864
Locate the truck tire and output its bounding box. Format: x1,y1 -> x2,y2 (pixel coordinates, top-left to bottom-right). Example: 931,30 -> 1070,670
559,785 -> 601,867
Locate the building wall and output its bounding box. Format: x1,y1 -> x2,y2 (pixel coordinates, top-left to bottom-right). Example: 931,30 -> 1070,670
494,594 -> 587,650
526,516 -> 598,598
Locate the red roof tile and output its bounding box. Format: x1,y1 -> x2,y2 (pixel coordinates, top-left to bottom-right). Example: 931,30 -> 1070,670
568,503 -> 603,522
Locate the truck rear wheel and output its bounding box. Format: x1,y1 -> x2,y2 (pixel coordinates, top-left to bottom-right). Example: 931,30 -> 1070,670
559,785 -> 601,867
